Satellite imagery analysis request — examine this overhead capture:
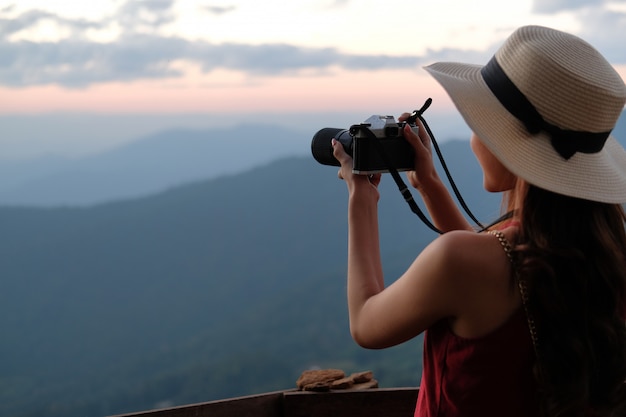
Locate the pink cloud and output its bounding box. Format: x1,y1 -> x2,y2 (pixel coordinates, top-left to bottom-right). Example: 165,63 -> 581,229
0,68 -> 455,114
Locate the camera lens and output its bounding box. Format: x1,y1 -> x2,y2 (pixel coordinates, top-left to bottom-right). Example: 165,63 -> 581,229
311,128 -> 352,167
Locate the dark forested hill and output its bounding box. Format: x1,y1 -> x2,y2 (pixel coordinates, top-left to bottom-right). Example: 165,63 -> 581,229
0,140 -> 498,417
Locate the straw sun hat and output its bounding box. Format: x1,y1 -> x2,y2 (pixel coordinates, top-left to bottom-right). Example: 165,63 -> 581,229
425,25 -> 626,203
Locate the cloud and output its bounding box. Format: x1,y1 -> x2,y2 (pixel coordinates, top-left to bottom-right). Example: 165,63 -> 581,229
2,0 -> 625,89
115,0 -> 177,28
0,34 -> 429,88
0,9 -> 104,39
205,5 -> 237,15
326,0 -> 350,8
0,0 -> 178,41
0,35 -> 184,87
531,0 -> 626,14
532,0 -> 605,13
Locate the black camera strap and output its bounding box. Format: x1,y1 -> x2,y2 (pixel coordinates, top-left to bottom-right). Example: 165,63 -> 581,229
410,99 -> 485,230
365,98 -> 491,235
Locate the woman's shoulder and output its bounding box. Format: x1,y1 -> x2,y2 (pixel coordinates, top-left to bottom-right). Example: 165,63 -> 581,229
428,228 -> 511,257
423,228 -> 517,283
437,226 -> 517,250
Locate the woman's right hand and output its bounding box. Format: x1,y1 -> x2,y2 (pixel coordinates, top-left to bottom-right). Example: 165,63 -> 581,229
398,114 -> 439,192
399,113 -> 473,232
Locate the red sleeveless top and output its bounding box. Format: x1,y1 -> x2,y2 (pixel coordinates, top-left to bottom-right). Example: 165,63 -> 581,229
415,308 -> 539,416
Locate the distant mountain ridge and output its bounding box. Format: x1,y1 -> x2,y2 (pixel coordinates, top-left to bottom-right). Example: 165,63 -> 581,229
0,123 -> 311,206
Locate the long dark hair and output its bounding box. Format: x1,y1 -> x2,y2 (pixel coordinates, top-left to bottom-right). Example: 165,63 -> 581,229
512,184 -> 626,417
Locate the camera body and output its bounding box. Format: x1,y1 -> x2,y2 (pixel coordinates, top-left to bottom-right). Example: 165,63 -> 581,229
311,115 -> 417,174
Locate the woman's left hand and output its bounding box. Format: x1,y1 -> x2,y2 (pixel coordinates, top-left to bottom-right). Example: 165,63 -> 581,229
332,138 -> 382,200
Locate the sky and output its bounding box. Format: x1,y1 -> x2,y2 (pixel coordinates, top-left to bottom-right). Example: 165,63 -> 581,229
1,0 -> 626,159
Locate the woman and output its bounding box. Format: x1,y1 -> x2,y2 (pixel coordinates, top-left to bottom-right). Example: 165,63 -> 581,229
332,25 -> 626,416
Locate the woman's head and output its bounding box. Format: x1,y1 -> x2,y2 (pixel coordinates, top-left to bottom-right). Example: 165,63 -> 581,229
425,25 -> 626,204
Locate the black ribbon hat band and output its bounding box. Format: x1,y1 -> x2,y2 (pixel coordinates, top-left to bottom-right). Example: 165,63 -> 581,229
480,56 -> 611,160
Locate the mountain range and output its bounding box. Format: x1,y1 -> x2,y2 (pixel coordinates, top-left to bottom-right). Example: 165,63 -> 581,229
0,136 -> 501,417
0,113 -> 624,417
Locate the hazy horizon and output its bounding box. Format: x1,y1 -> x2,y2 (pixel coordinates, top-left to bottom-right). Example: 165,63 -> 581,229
0,109 -> 470,161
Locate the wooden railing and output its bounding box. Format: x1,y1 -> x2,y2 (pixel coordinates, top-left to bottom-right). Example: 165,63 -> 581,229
110,387 -> 419,417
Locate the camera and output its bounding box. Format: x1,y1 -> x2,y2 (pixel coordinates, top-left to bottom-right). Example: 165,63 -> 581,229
310,115 -> 417,174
